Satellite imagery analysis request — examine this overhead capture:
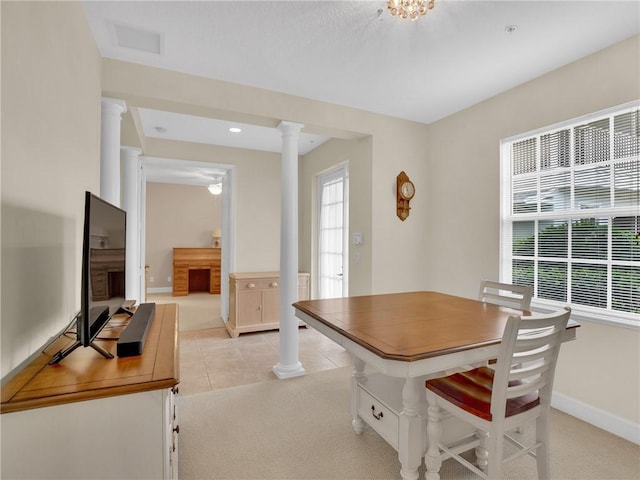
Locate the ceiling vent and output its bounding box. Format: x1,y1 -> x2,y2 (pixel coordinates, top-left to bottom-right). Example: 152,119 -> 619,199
112,22 -> 163,55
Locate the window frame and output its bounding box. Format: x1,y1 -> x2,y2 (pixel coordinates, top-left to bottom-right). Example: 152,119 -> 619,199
500,101 -> 640,329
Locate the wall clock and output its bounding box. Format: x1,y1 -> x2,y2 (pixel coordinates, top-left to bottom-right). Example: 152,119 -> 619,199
396,171 -> 415,221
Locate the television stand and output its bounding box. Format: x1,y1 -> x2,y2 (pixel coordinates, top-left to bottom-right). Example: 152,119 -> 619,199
1,304 -> 180,480
48,339 -> 114,365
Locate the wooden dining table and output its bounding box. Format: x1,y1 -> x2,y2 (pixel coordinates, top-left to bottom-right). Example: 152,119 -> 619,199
293,291 -> 578,480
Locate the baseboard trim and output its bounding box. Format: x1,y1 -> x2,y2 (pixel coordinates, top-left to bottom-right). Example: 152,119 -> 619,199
147,287 -> 172,294
552,391 -> 639,445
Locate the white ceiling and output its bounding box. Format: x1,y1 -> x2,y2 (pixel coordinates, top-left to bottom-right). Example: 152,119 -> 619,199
82,0 -> 640,158
138,108 -> 329,155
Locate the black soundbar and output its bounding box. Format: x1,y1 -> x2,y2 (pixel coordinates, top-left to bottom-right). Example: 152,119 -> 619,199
117,303 -> 156,357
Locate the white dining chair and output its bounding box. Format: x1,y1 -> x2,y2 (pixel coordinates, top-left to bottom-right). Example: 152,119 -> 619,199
424,306 -> 571,480
478,280 -> 533,311
474,280 -> 534,372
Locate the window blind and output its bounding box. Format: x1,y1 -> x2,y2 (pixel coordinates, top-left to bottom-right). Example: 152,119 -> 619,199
502,102 -> 640,324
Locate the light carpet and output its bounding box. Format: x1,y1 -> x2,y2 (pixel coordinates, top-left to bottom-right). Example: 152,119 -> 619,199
178,367 -> 640,480
148,292 -> 224,331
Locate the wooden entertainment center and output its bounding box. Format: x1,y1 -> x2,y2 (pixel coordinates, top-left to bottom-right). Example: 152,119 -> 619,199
1,303 -> 180,480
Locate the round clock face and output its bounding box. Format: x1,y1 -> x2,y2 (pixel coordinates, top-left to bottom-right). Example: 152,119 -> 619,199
400,181 -> 415,200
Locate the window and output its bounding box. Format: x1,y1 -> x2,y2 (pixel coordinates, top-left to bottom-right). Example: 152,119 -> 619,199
501,102 -> 639,326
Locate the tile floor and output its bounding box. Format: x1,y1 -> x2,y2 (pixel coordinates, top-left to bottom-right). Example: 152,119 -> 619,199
178,325 -> 352,395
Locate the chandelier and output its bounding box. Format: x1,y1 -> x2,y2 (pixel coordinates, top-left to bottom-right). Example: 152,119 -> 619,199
387,0 -> 435,20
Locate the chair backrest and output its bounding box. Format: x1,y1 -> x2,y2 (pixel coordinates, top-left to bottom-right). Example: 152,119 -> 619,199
491,307 -> 572,420
478,280 -> 533,311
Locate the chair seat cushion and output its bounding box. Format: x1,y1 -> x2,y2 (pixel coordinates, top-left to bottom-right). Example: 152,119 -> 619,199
425,367 -> 539,421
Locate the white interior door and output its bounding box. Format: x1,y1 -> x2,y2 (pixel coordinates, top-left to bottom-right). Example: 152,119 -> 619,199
317,165 -> 348,299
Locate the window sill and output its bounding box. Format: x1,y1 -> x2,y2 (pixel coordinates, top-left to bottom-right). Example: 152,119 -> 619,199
531,299 -> 639,330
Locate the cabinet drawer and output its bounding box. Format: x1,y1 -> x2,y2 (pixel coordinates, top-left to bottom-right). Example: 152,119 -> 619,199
235,278 -> 279,291
173,279 -> 187,290
173,269 -> 188,283
173,271 -> 187,281
357,385 -> 399,449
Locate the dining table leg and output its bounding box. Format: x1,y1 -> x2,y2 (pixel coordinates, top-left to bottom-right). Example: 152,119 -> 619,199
398,377 -> 422,480
350,355 -> 366,434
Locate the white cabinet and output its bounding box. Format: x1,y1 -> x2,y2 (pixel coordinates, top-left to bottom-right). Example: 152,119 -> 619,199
0,304 -> 180,480
226,272 -> 310,337
1,387 -> 179,479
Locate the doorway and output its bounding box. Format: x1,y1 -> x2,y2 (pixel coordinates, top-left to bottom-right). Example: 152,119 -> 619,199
137,157 -> 235,322
316,164 -> 349,299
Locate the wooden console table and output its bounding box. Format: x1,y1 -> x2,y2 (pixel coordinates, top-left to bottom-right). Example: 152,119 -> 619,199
173,247 -> 221,296
1,303 -> 180,479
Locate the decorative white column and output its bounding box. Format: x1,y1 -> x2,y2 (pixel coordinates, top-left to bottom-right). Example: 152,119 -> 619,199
100,97 -> 127,206
121,146 -> 142,303
273,121 -> 306,380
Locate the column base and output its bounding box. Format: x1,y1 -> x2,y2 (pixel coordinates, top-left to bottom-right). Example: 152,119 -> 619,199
272,362 -> 306,379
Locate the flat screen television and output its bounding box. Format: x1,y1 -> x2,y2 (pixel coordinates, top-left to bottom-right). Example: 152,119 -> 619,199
50,192 -> 127,364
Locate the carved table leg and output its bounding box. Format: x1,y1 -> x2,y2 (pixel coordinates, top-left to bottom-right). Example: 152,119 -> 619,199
398,377 -> 422,480
350,355 -> 366,434
425,390 -> 443,480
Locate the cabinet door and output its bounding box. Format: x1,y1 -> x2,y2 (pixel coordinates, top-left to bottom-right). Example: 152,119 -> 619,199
261,288 -> 280,324
237,290 -> 263,327
166,387 -> 179,480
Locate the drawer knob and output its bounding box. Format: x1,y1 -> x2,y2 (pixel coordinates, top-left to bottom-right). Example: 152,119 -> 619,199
371,405 -> 384,420
270,282 -> 278,288
247,283 -> 256,289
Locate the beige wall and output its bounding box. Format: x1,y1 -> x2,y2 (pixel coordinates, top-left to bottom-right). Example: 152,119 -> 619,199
146,183 -> 222,290
425,35 -> 640,424
300,136 -> 373,297
1,2 -> 102,377
140,139 -> 282,274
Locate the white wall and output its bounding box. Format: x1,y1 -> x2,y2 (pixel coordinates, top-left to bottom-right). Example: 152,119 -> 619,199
0,2 -> 102,378
425,35 -> 640,429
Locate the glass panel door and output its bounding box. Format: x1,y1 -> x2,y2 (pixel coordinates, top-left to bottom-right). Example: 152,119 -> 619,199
317,166 -> 348,299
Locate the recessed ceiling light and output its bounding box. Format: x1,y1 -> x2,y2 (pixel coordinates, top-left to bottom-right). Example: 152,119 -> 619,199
229,127 -> 242,133
505,25 -> 518,34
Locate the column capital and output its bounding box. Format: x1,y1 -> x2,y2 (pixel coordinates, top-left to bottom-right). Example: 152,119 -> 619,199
277,120 -> 304,135
121,146 -> 142,157
101,97 -> 127,115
